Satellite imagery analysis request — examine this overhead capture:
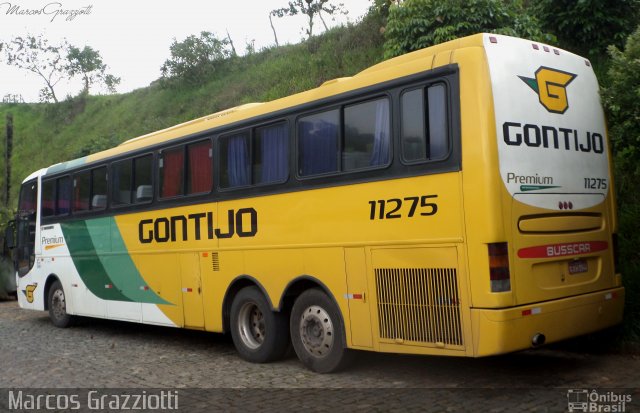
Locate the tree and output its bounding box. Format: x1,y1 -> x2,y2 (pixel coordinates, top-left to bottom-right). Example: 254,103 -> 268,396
383,0 -> 554,59
601,25 -> 640,340
534,0 -> 639,57
160,31 -> 232,85
271,0 -> 347,40
602,25 -> 640,205
66,46 -> 120,96
1,34 -> 69,103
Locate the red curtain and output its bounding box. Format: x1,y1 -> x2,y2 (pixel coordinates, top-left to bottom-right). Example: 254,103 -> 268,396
188,141 -> 212,194
161,149 -> 184,198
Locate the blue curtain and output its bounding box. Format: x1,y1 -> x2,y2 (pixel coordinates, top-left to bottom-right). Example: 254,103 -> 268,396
370,99 -> 390,166
260,124 -> 288,184
227,134 -> 250,187
299,119 -> 338,175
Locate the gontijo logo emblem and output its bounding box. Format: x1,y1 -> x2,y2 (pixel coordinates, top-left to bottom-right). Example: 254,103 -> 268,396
518,67 -> 576,114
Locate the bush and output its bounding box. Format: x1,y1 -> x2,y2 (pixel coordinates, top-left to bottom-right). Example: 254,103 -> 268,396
160,32 -> 233,86
535,0 -> 639,58
383,0 -> 554,59
603,26 -> 640,203
602,25 -> 640,340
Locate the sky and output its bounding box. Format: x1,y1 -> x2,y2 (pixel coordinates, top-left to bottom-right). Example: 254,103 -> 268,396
0,0 -> 372,102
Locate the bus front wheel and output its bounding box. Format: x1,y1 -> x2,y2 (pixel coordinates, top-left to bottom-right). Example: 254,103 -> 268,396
48,280 -> 74,328
290,288 -> 351,373
230,286 -> 289,363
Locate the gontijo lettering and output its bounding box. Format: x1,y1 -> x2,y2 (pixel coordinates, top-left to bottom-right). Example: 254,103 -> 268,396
138,208 -> 258,243
502,122 -> 604,154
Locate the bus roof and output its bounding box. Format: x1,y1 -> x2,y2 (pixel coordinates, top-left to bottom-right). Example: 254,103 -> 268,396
41,33 -> 539,178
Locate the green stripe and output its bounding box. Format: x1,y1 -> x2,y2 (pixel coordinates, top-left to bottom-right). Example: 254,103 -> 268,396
62,218 -> 170,304
520,185 -> 562,192
61,220 -> 130,301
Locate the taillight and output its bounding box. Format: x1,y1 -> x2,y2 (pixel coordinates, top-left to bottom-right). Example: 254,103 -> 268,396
489,242 -> 511,292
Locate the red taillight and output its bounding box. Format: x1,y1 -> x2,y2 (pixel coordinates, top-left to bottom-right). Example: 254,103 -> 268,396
489,242 -> 511,292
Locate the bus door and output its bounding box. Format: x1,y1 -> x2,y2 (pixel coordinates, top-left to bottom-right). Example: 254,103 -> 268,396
15,180 -> 38,276
180,252 -> 205,328
13,179 -> 38,308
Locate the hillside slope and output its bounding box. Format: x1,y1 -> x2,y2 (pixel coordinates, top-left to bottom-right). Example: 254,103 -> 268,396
0,17 -> 384,205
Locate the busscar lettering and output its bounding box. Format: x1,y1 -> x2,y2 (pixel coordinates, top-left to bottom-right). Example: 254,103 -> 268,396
546,243 -> 591,257
503,122 -> 604,154
139,208 -> 257,243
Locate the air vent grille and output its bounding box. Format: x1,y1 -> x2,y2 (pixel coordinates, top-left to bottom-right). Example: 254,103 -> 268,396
375,268 -> 462,346
211,252 -> 220,271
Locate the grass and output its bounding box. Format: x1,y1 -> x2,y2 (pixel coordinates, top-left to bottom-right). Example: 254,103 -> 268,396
0,17 -> 385,204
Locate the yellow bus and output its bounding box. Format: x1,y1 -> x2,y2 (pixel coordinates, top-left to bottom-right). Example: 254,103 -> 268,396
8,33 -> 624,373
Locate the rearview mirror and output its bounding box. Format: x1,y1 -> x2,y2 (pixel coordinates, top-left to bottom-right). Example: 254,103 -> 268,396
4,220 -> 16,250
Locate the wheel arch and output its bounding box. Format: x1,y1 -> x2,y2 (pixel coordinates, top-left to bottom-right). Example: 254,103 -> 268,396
43,273 -> 60,310
279,275 -> 346,340
222,275 -> 273,334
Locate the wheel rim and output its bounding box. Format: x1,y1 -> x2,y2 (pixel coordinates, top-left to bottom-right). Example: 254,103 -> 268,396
237,301 -> 265,350
298,305 -> 334,358
51,289 -> 67,320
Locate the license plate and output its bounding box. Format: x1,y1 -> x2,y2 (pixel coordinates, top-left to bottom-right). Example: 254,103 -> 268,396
568,259 -> 588,275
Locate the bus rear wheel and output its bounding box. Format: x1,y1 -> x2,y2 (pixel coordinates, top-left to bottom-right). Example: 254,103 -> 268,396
230,286 -> 289,363
48,280 -> 74,328
290,288 -> 351,373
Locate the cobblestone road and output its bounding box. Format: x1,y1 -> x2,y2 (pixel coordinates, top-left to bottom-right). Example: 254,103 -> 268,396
0,299 -> 638,412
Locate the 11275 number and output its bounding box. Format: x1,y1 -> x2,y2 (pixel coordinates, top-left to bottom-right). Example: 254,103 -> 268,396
368,195 -> 438,220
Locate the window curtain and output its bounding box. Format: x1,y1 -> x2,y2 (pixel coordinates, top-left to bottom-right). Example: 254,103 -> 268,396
161,150 -> 184,197
370,99 -> 390,166
188,142 -> 212,194
227,134 -> 250,187
299,120 -> 338,175
260,125 -> 288,184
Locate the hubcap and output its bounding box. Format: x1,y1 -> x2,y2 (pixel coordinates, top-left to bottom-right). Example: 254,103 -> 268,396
51,289 -> 67,320
299,305 -> 333,358
237,302 -> 265,350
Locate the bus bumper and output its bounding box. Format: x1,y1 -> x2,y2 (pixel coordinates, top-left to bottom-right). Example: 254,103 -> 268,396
470,287 -> 625,357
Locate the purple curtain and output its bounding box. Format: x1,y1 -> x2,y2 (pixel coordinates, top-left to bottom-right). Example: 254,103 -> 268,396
227,134 -> 250,187
370,99 -> 390,166
299,119 -> 338,175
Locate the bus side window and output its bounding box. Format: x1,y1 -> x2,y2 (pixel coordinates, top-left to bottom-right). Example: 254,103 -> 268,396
298,110 -> 339,176
401,83 -> 449,163
112,159 -> 133,205
91,167 -> 107,210
57,176 -> 71,215
186,140 -> 213,195
159,146 -> 185,198
134,155 -> 153,203
73,171 -> 91,212
343,98 -> 390,171
254,123 -> 288,185
41,180 -> 56,218
220,131 -> 250,188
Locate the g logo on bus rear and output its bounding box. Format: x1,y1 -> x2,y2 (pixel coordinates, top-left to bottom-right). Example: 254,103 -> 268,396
518,67 -> 577,114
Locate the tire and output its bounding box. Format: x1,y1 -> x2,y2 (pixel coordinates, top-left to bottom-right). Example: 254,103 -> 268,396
290,288 -> 352,373
48,280 -> 74,328
229,286 -> 289,363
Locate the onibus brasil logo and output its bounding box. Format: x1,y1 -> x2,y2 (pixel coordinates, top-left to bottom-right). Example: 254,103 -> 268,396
518,66 -> 576,114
